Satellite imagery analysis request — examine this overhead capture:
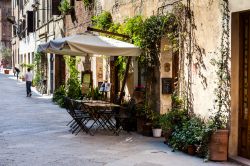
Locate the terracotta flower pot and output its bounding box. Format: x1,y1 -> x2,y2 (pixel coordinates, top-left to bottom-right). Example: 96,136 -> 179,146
4,70 -> 9,74
163,130 -> 172,143
209,129 -> 229,161
187,145 -> 196,155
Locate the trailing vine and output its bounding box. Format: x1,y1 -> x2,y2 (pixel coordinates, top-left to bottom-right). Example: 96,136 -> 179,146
33,52 -> 42,86
64,56 -> 82,100
210,0 -> 230,129
139,14 -> 179,112
92,10 -> 179,112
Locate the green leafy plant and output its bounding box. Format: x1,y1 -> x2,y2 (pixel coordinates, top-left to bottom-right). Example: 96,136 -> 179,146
33,52 -> 42,87
168,116 -> 201,150
20,63 -> 35,70
0,46 -> 11,67
65,56 -> 82,100
52,85 -> 66,108
86,87 -> 102,100
148,111 -> 161,128
92,11 -> 113,31
58,0 -> 72,15
160,108 -> 188,133
172,93 -> 184,108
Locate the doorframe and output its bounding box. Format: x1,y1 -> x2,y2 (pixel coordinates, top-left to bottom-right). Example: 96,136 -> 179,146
229,12 -> 240,157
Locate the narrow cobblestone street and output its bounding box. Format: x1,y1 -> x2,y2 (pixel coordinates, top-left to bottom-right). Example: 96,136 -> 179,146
0,73 -> 239,166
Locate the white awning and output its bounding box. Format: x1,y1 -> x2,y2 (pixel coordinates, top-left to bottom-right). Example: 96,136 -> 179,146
37,33 -> 141,57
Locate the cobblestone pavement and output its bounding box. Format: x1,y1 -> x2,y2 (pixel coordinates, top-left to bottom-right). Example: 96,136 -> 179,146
0,73 -> 239,166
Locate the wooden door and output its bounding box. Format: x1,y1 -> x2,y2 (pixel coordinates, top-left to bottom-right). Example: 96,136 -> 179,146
239,12 -> 250,159
55,55 -> 65,90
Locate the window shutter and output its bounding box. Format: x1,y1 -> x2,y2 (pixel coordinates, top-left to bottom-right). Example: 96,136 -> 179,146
13,26 -> 17,36
27,11 -> 35,33
52,0 -> 61,15
22,19 -> 26,38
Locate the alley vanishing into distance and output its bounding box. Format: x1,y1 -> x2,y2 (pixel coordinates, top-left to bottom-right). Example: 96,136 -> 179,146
0,73 -> 238,166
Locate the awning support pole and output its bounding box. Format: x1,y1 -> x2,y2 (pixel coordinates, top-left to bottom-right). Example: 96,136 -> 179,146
87,27 -> 130,39
118,56 -> 132,104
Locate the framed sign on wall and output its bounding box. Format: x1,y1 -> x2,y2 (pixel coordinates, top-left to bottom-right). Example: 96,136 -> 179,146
162,78 -> 173,94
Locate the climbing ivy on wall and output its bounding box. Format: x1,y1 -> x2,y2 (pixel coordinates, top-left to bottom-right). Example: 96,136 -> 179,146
33,52 -> 42,86
210,0 -> 231,129
64,56 -> 82,100
92,11 -> 179,112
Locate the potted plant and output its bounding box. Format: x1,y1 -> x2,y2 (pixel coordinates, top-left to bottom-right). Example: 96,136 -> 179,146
135,102 -> 149,134
160,108 -> 188,143
183,116 -> 206,155
160,113 -> 172,143
149,111 -> 162,138
208,113 -> 229,161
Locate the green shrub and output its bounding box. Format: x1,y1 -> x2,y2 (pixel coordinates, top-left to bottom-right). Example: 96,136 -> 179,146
52,85 -> 66,108
58,0 -> 72,15
161,108 -> 188,132
66,77 -> 82,100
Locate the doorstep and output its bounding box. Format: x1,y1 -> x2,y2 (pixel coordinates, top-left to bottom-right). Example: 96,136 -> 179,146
230,156 -> 250,166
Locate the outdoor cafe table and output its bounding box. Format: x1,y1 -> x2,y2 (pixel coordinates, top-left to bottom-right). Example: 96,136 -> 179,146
77,100 -> 121,135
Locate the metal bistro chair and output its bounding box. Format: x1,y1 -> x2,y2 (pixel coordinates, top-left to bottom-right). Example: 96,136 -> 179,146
72,99 -> 92,135
64,97 -> 90,135
82,103 -> 105,136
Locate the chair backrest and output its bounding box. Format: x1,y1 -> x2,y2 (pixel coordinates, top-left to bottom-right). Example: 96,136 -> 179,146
64,97 -> 70,112
64,97 -> 77,116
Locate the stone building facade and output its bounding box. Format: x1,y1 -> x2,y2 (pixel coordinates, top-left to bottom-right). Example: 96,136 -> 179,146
96,0 -> 250,160
0,0 -> 12,49
11,0 -> 64,94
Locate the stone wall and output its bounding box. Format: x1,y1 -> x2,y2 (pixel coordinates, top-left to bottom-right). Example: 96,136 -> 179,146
65,1 -> 92,36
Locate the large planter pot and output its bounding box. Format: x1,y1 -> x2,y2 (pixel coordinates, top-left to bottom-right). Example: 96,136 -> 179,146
209,129 -> 229,161
137,117 -> 146,133
163,129 -> 172,143
142,123 -> 152,136
4,69 -> 9,74
187,145 -> 196,155
152,128 -> 162,138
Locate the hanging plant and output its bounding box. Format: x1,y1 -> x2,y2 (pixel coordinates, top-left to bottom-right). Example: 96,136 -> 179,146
58,0 -> 73,15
